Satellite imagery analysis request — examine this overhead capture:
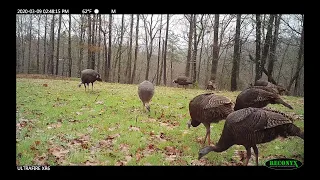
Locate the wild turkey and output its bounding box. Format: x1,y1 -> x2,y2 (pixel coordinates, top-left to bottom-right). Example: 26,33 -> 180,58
206,80 -> 216,91
138,80 -> 155,112
78,69 -> 102,91
234,87 -> 293,110
188,93 -> 234,145
173,76 -> 193,89
254,79 -> 288,95
198,107 -> 304,166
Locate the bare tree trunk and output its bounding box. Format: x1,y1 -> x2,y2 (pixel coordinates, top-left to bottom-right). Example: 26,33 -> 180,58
61,37 -> 65,76
27,15 -> 32,74
210,14 -> 220,81
16,16 -> 21,73
91,14 -> 96,69
36,15 -> 40,74
261,14 -> 275,78
277,43 -> 290,83
79,14 -> 85,77
106,14 -> 112,82
68,14 -> 72,77
156,15 -> 163,85
197,17 -> 205,83
131,14 -> 139,84
49,15 -> 55,75
219,47 -> 229,90
255,14 -> 262,81
97,15 -> 102,73
267,14 -> 281,82
125,14 -> 134,83
55,14 -> 62,75
231,14 -> 241,91
192,14 -> 197,84
118,14 -> 125,83
159,39 -> 165,85
163,14 -> 169,85
21,17 -> 25,73
170,47 -> 173,86
87,14 -> 92,69
185,14 -> 193,78
43,14 -> 47,74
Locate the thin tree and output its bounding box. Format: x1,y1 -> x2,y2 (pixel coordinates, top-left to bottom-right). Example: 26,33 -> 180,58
106,14 -> 112,82
68,14 -> 72,77
163,14 -> 169,85
267,14 -> 281,82
49,15 -> 55,75
90,14 -> 96,69
36,15 -> 41,74
185,14 -> 193,77
16,16 -> 21,72
87,14 -> 92,68
197,14 -> 207,82
27,14 -> 32,74
131,14 -> 139,84
260,14 -> 275,80
210,14 -> 220,83
156,15 -> 163,85
43,14 -> 47,74
231,14 -> 241,91
55,14 -> 62,75
117,14 -> 125,83
255,14 -> 262,81
159,39 -> 165,84
97,15 -> 102,73
78,14 -> 85,77
125,14 -> 134,83
192,14 -> 197,83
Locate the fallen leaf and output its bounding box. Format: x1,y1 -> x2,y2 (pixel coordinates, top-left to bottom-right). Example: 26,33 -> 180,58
32,153 -> 48,165
125,155 -> 132,162
84,160 -> 99,166
47,122 -> 62,129
49,147 -> 69,159
119,144 -> 130,155
95,101 -> 104,105
76,112 -> 82,115
43,84 -> 48,87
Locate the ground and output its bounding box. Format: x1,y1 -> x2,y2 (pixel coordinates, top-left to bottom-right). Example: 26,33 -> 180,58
16,75 -> 304,166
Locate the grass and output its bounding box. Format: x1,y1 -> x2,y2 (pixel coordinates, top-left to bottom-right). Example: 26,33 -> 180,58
16,75 -> 304,166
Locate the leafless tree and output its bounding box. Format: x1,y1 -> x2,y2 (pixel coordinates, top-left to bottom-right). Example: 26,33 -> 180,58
131,14 -> 139,84
231,14 -> 241,91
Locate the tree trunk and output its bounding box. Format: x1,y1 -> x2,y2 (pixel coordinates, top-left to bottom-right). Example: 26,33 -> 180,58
79,14 -> 85,77
267,14 -> 281,82
163,14 -> 169,85
260,14 -> 275,77
43,14 -> 47,74
125,14 -> 134,83
288,15 -> 304,95
68,14 -> 72,77
36,15 -> 40,74
131,14 -> 139,84
27,15 -> 32,74
210,14 -> 220,81
97,15 -> 102,73
16,17 -> 21,73
55,14 -> 62,75
118,14 -> 125,83
197,18 -> 205,83
91,14 -> 96,69
231,14 -> 241,91
49,15 -> 55,75
159,39 -> 165,85
87,14 -> 92,69
61,37 -> 65,76
255,14 -> 262,81
277,43 -> 290,83
21,17 -> 25,73
106,14 -> 112,82
156,15 -> 163,85
185,14 -> 193,78
219,47 -> 229,90
192,14 -> 197,84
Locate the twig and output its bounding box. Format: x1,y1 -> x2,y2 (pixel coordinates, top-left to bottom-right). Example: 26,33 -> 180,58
94,94 -> 100,102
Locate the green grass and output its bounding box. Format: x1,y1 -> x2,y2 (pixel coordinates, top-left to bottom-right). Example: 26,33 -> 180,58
16,77 -> 304,166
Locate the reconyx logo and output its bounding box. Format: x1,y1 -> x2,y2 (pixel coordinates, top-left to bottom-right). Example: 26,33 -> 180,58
265,158 -> 303,170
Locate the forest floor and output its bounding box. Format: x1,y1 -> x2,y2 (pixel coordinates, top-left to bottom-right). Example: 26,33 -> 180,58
16,74 -> 304,166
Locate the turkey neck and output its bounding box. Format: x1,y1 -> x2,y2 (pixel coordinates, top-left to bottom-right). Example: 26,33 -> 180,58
210,130 -> 234,152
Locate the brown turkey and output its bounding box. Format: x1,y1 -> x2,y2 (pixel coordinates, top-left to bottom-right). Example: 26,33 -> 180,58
254,79 -> 288,95
206,80 -> 216,91
188,93 -> 234,145
198,107 -> 304,166
173,76 -> 193,89
234,86 -> 293,110
138,80 -> 155,112
78,69 -> 102,91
